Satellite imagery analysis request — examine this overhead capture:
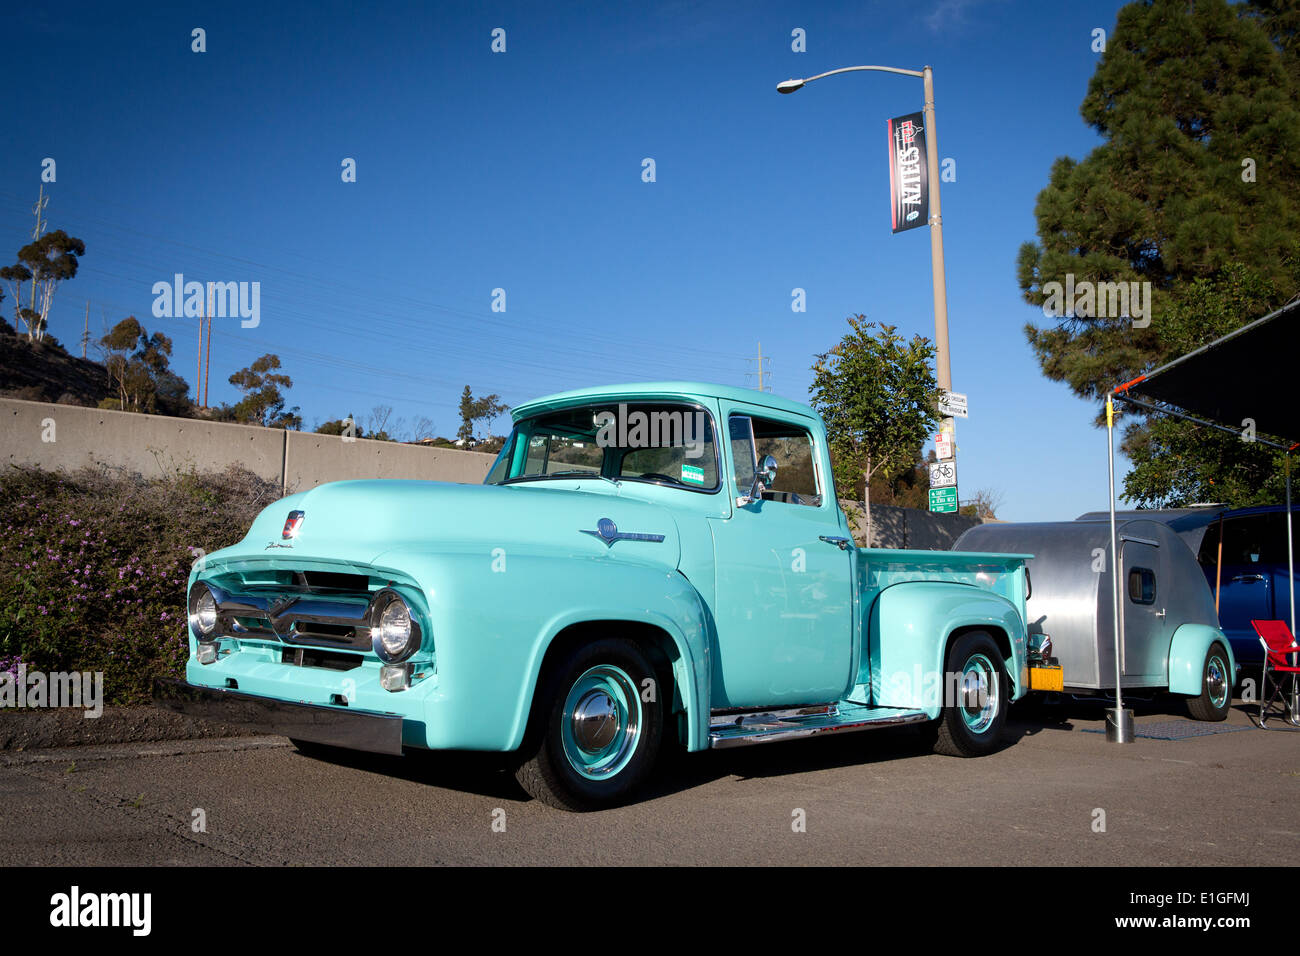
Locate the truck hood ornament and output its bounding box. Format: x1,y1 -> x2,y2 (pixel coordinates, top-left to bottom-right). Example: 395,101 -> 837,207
580,517 -> 666,548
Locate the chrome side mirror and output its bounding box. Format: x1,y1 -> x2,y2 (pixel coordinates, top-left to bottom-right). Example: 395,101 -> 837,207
738,454 -> 778,506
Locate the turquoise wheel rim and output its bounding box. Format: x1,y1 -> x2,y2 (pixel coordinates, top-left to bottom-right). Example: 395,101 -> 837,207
960,653 -> 999,734
1207,653 -> 1228,709
560,664 -> 642,781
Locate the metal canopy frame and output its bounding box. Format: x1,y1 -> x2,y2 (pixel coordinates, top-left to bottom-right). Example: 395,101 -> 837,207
1100,305 -> 1300,737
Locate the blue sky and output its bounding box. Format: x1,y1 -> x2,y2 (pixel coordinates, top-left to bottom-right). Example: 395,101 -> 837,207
2,0 -> 1135,520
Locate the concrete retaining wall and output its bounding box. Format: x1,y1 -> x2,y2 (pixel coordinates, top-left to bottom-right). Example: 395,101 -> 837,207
1,400 -> 983,547
284,430 -> 496,490
0,398 -> 496,491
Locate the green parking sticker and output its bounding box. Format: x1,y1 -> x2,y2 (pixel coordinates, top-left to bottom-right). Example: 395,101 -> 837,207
681,464 -> 705,485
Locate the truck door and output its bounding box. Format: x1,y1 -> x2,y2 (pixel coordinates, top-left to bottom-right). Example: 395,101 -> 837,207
707,408 -> 855,709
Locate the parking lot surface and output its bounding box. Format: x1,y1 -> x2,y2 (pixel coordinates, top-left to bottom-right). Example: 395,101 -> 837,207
1,699 -> 1295,866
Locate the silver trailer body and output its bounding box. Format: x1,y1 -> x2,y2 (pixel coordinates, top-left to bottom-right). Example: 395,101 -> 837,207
954,520 -> 1220,691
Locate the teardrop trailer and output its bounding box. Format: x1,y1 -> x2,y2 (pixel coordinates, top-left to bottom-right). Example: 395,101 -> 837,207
954,518 -> 1236,720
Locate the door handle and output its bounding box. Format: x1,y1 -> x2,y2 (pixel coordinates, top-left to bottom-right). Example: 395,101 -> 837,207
1231,573 -> 1266,583
1154,608 -> 1166,619
819,535 -> 852,551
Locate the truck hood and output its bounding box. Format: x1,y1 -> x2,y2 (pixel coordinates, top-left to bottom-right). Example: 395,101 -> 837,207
229,479 -> 682,571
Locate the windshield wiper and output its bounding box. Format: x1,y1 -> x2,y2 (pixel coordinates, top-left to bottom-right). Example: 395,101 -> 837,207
543,471 -> 622,487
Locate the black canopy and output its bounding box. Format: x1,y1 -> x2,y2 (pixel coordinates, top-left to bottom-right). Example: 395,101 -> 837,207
1113,298 -> 1300,448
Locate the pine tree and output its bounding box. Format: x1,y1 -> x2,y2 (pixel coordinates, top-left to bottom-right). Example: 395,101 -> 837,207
1018,0 -> 1300,506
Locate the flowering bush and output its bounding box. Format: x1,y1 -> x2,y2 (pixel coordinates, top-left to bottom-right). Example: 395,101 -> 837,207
0,466 -> 281,704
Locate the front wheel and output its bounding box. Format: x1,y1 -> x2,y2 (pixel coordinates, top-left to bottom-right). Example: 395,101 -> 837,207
931,631 -> 1009,757
513,638 -> 662,811
1186,643 -> 1231,722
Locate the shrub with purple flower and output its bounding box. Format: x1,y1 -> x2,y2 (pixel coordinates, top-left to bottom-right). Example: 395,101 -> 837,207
0,466 -> 280,704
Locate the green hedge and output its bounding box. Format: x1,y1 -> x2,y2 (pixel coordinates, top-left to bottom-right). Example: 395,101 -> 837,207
0,466 -> 280,704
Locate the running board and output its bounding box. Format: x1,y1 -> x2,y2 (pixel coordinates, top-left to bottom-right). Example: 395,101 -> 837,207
708,702 -> 929,749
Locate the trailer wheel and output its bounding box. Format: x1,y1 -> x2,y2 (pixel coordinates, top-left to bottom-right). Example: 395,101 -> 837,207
932,631 -> 1009,757
1186,643 -> 1231,722
513,638 -> 662,811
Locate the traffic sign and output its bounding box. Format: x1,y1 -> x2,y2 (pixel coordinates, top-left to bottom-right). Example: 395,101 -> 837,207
929,460 -> 957,488
939,391 -> 968,418
929,487 -> 958,513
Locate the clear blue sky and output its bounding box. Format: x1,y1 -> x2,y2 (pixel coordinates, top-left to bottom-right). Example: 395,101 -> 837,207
3,0 -> 1135,521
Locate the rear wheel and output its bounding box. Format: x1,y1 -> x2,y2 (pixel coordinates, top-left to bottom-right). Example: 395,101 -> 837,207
513,638 -> 662,811
1187,643 -> 1231,722
932,631 -> 1009,757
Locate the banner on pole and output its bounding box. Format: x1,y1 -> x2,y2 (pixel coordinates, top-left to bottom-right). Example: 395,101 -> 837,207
888,111 -> 929,234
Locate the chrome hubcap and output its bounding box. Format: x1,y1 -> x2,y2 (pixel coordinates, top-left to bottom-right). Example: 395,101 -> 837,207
571,691 -> 619,752
1207,656 -> 1227,708
960,654 -> 999,734
560,664 -> 642,780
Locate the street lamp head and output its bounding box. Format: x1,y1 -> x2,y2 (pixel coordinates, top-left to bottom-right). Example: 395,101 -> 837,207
776,78 -> 805,94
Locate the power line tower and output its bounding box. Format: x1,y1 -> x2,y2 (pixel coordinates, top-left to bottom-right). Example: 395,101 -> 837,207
31,184 -> 48,241
745,341 -> 772,392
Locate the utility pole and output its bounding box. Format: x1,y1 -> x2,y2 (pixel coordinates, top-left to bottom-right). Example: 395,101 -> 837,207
746,342 -> 772,392
81,301 -> 89,358
203,286 -> 213,409
197,313 -> 203,408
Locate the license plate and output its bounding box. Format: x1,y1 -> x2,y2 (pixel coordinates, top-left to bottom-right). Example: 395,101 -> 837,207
1029,665 -> 1064,692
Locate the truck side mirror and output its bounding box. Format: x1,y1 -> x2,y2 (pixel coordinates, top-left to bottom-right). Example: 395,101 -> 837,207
739,454 -> 778,507
729,415 -> 777,507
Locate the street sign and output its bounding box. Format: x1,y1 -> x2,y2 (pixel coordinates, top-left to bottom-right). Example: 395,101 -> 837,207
938,391 -> 968,418
934,431 -> 953,460
929,460 -> 957,488
929,487 -> 958,513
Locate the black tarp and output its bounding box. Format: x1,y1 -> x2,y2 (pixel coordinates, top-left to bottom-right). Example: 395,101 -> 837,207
1113,298 -> 1300,448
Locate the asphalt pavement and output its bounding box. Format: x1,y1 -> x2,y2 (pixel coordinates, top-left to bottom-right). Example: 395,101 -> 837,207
1,698 -> 1295,866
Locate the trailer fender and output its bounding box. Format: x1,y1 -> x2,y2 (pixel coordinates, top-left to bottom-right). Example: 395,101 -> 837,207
1168,623 -> 1236,697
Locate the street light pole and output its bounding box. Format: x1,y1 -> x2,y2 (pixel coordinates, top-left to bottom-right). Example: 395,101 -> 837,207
921,67 -> 951,398
779,64 -> 956,492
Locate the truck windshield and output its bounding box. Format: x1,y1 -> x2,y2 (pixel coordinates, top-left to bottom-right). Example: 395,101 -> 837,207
485,402 -> 719,491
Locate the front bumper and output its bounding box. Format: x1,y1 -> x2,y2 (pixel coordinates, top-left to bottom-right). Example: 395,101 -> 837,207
153,678 -> 405,756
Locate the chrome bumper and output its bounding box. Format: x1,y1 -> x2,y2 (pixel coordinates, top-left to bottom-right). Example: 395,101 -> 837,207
153,679 -> 404,756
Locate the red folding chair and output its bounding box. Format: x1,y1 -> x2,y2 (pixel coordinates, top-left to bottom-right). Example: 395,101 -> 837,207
1251,620 -> 1300,728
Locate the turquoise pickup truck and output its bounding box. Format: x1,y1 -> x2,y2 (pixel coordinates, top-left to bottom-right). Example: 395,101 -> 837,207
156,382 -> 1038,810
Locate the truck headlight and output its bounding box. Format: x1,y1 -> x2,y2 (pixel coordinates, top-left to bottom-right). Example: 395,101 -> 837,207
188,583 -> 218,637
369,590 -> 421,663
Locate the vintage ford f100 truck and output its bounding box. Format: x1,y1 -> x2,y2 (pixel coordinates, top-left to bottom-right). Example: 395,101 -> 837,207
157,382 -> 1041,810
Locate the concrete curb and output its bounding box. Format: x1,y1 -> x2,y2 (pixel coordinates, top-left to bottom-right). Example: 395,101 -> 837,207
0,704 -> 258,751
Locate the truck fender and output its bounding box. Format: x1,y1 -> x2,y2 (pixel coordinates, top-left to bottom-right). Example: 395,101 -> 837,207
514,567 -> 713,752
1167,623 -> 1236,696
374,552 -> 712,753
866,581 -> 1028,718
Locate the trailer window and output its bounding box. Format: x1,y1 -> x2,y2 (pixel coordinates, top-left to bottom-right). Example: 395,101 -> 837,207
1128,568 -> 1156,605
